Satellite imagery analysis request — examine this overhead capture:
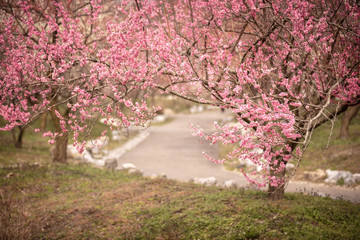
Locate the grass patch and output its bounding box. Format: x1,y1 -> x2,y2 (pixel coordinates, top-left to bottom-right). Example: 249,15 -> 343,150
299,114 -> 360,174
0,163 -> 359,239
0,128 -> 51,166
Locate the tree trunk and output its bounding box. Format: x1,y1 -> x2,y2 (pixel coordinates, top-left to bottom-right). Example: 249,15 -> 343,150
339,104 -> 360,139
50,105 -> 69,163
52,131 -> 69,163
11,126 -> 25,149
268,162 -> 286,200
267,142 -> 297,200
268,142 -> 299,200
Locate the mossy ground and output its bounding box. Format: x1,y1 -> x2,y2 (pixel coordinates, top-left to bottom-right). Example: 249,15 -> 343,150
1,163 -> 359,239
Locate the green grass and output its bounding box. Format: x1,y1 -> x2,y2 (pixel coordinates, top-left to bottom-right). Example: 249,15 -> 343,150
299,114 -> 360,173
0,163 -> 359,239
0,128 -> 50,166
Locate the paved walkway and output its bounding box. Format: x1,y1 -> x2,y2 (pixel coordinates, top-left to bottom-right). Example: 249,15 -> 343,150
116,111 -> 360,203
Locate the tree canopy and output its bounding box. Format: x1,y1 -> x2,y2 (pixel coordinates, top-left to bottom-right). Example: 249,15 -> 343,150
1,0 -> 359,198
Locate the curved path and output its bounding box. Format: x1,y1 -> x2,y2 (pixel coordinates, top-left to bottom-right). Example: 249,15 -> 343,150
116,111 -> 360,203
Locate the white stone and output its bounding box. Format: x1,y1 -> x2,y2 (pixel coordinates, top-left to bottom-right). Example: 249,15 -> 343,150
353,173 -> 360,183
325,169 -> 353,184
344,177 -> 355,185
325,169 -> 339,183
223,180 -> 237,188
122,163 -> 136,169
193,177 -> 217,186
313,192 -> 327,197
149,173 -> 167,179
128,168 -> 143,175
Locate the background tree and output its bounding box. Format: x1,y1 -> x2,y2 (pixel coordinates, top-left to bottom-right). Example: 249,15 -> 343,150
0,0 -> 155,162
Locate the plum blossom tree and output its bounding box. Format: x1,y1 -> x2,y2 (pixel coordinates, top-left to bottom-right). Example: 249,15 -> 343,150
114,0 -> 359,199
0,0 -> 155,162
1,0 -> 359,199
